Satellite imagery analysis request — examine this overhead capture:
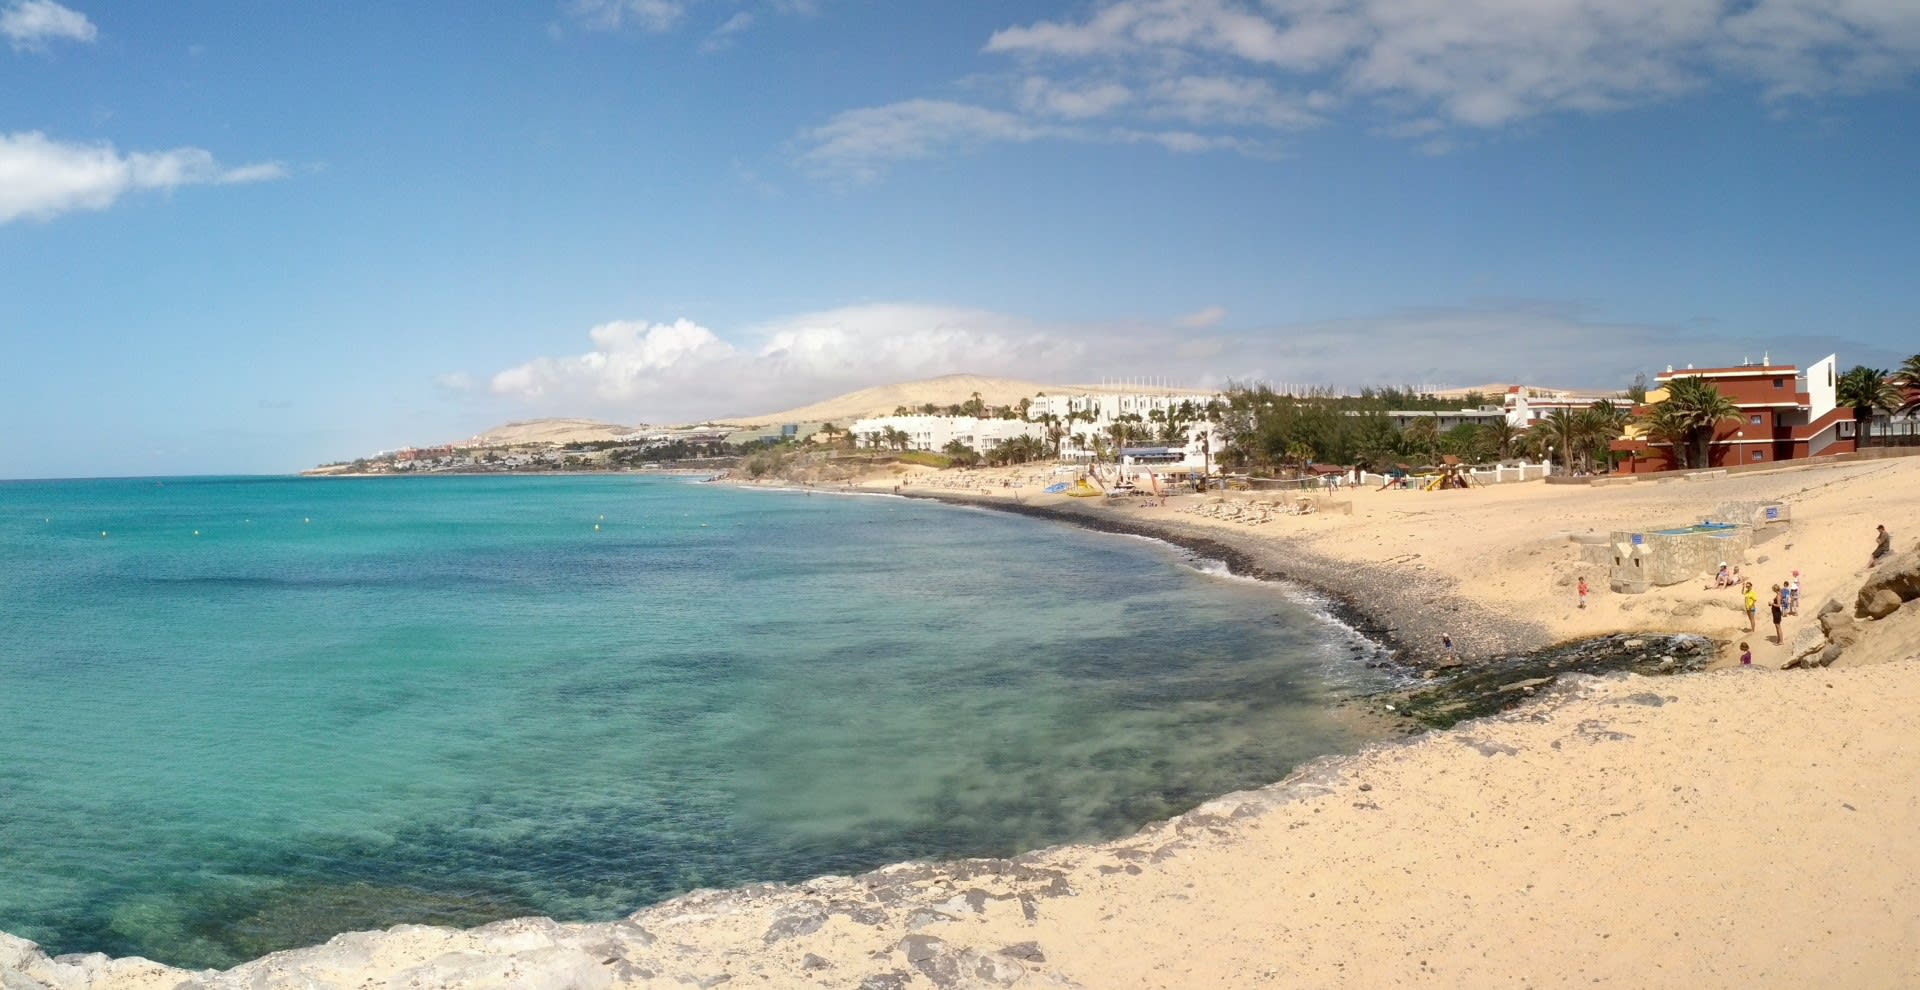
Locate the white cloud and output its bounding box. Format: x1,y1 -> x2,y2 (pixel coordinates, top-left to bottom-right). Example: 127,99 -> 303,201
485,305 -> 1095,420
798,100 -> 1053,181
491,318 -> 737,401
481,299 -> 1847,423
0,131 -> 287,225
700,10 -> 753,50
1180,305 -> 1227,329
1017,76 -> 1133,118
567,0 -> 685,33
2,0 -> 95,50
796,0 -> 1920,176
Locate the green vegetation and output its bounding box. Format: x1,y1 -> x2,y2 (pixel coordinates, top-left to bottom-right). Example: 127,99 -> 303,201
1838,365 -> 1904,427
1899,354 -> 1920,415
1645,376 -> 1742,469
896,450 -> 953,468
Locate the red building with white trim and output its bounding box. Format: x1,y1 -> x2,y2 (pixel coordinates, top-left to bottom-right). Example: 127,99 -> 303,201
1611,354 -> 1856,473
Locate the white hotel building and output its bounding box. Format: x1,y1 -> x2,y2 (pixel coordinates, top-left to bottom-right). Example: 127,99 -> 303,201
852,390 -> 1226,471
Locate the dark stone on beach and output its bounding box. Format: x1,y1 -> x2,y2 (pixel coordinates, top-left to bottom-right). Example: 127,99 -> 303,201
763,906 -> 827,942
1389,633 -> 1711,729
899,934 -> 963,986
861,972 -> 913,990
804,953 -> 833,970
1001,942 -> 1046,963
832,901 -> 888,926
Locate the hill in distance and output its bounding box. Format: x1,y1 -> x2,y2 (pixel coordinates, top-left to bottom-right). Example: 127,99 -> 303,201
465,418 -> 641,446
733,373 -> 1203,425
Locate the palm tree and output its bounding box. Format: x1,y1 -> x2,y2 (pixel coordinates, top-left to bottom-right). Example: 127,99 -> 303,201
1402,417 -> 1440,466
1482,420 -> 1521,461
1284,441 -> 1315,477
1893,354 -> 1920,415
1641,402 -> 1692,468
1660,377 -> 1744,468
1576,400 -> 1631,473
1838,366 -> 1902,430
1536,409 -> 1584,475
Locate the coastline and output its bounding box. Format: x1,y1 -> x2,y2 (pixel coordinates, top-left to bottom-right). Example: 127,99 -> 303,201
8,458 -> 1920,988
893,486 -> 1557,665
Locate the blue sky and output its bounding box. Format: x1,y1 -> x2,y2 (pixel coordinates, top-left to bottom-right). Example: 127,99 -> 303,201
3,0 -> 1917,478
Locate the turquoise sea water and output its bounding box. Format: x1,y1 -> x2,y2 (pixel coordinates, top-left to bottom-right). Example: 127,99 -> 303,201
0,475 -> 1393,968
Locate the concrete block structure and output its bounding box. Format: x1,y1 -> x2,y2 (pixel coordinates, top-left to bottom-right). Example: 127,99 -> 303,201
1605,501 -> 1789,593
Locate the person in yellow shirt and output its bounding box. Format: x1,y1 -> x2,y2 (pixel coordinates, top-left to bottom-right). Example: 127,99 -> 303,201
1742,581 -> 1758,633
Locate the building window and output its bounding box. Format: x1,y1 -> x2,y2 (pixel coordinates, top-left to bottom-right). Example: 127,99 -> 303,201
1840,421 -> 1856,438
1774,378 -> 1784,389
1750,414 -> 1762,425
1752,450 -> 1764,461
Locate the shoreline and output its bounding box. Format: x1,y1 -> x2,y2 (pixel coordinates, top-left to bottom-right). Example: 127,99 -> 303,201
8,460 -> 1919,988
890,486 -> 1559,666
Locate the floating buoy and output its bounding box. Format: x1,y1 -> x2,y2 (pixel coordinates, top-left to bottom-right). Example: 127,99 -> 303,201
599,514 -> 605,521
100,531 -> 108,538
699,523 -> 708,528
193,530 -> 201,537
304,518 -> 311,524
594,524 -> 601,531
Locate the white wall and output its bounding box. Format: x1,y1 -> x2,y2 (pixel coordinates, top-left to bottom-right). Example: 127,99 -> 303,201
1805,353 -> 1838,421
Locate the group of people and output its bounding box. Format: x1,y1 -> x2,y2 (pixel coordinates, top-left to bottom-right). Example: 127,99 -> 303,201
1731,575 -> 1801,663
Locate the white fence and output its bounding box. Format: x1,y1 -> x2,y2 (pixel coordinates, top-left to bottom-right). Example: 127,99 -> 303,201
1358,461 -> 1551,488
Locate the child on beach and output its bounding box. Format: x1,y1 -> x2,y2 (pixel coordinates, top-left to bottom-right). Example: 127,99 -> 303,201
1743,581 -> 1758,632
1788,571 -> 1801,615
1577,576 -> 1589,609
1740,642 -> 1752,666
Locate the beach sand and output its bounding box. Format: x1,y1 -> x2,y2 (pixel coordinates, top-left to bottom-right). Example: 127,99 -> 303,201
8,456 -> 1920,989
880,456 -> 1920,669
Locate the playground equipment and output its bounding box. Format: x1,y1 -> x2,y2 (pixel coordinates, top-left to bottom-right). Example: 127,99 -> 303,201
1423,457 -> 1482,491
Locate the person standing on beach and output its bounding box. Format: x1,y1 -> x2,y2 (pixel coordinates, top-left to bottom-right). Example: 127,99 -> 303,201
1787,571 -> 1801,615
1743,581 -> 1758,632
1577,576 -> 1589,609
1769,584 -> 1785,644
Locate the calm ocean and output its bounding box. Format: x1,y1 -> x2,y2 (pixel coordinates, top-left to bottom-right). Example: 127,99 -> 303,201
0,475 -> 1393,968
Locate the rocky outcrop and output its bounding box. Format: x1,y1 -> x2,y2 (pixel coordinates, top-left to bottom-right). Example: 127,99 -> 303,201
1856,547 -> 1920,616
1785,546 -> 1920,669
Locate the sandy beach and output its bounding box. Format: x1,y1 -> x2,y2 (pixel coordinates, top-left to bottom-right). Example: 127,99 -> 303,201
8,455 -> 1920,989
876,455 -> 1920,670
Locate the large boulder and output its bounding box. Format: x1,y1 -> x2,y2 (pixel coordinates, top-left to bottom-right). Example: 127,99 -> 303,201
1861,588 -> 1905,620
1856,547 -> 1920,618
1820,610 -> 1863,647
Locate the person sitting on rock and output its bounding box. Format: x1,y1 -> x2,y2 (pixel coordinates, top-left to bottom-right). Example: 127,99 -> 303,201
1871,524 -> 1892,566
1708,562 -> 1731,589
